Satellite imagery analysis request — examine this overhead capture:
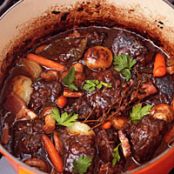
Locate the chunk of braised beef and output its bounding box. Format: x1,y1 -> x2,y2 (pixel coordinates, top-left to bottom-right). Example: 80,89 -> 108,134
98,162 -> 124,174
153,75 -> 174,103
112,31 -> 150,64
95,129 -> 116,162
40,37 -> 87,63
130,82 -> 157,102
65,83 -> 121,118
29,80 -> 62,112
125,116 -> 166,162
86,31 -> 106,46
65,70 -> 122,119
12,119 -> 43,156
59,129 -> 95,173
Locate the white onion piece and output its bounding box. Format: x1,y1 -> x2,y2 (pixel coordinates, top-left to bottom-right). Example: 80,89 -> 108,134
19,59 -> 42,79
12,75 -> 33,105
67,122 -> 95,136
118,130 -> 131,158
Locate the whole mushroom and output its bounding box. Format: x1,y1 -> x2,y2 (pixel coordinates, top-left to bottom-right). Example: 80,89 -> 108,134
151,104 -> 174,122
84,46 -> 113,71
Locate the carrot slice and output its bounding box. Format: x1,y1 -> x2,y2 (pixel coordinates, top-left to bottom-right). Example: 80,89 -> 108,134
41,134 -> 63,172
53,131 -> 63,154
153,53 -> 167,77
56,96 -> 67,108
27,53 -> 65,72
63,89 -> 83,98
102,121 -> 112,129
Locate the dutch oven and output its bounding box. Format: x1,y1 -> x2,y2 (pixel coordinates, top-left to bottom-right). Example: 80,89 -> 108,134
0,0 -> 174,174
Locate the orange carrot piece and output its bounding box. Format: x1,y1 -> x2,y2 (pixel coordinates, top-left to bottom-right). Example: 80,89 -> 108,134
27,53 -> 65,72
102,121 -> 112,129
63,89 -> 83,98
53,131 -> 63,154
153,53 -> 167,77
56,96 -> 67,108
41,134 -> 63,172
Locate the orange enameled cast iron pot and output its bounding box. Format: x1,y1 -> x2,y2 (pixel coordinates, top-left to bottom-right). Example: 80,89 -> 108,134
0,0 -> 174,173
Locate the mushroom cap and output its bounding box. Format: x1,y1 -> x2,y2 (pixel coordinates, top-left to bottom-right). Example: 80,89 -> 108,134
84,46 -> 113,71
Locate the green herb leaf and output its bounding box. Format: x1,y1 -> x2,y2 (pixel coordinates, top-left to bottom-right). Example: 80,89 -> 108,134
63,67 -> 78,91
112,144 -> 121,166
83,80 -> 112,93
121,69 -> 131,81
51,108 -> 78,127
113,54 -> 136,81
73,156 -> 92,174
130,103 -> 153,123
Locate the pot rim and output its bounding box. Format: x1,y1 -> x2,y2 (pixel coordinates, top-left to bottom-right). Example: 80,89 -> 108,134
0,0 -> 174,173
0,144 -> 45,174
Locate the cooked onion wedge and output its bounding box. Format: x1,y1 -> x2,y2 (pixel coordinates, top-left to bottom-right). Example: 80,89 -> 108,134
11,75 -> 33,105
18,59 -> 42,79
84,46 -> 113,70
118,130 -> 131,158
67,122 -> 95,136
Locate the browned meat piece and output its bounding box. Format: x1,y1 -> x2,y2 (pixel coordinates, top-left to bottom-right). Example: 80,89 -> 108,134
99,163 -> 114,174
112,31 -> 149,63
40,37 -> 87,63
95,129 -> 115,162
131,82 -> 157,101
86,31 -> 106,46
65,70 -> 123,118
66,83 -> 121,118
98,162 -> 124,174
29,80 -> 62,112
125,116 -> 166,162
4,94 -> 37,120
154,75 -> 174,103
12,119 -> 43,156
59,128 -> 95,173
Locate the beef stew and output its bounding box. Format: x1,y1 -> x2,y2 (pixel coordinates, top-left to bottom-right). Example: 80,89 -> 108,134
0,26 -> 174,174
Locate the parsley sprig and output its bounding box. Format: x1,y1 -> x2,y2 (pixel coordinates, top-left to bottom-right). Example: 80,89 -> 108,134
113,54 -> 136,81
130,103 -> 153,123
73,156 -> 92,174
83,80 -> 112,93
63,67 -> 78,91
51,107 -> 78,127
112,144 -> 121,166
